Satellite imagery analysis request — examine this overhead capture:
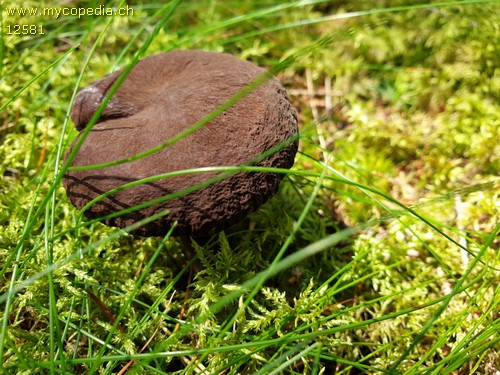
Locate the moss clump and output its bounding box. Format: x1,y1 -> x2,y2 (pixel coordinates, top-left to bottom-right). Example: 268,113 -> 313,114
1,1 -> 498,374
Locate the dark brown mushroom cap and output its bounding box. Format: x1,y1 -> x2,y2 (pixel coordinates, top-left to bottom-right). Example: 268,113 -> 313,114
63,50 -> 298,237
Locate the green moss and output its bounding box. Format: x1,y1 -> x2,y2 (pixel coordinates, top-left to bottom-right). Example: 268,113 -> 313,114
1,1 -> 498,374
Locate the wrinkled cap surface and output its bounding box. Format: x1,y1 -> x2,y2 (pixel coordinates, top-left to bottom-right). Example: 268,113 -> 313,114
63,50 -> 298,237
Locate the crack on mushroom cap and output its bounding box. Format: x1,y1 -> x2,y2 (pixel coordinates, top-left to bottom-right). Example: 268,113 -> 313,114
63,50 -> 299,237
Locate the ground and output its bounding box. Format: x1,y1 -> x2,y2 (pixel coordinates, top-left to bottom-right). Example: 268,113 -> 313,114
0,1 -> 499,374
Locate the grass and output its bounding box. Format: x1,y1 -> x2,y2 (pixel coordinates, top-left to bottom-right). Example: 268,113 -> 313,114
1,0 -> 499,374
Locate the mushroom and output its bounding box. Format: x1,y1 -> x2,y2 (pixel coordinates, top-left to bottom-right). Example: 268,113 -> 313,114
63,50 -> 298,254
